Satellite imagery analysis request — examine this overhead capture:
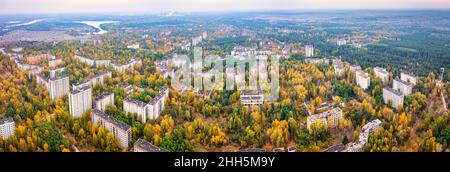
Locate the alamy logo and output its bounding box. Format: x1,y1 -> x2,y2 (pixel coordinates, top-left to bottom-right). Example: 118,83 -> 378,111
171,47 -> 279,102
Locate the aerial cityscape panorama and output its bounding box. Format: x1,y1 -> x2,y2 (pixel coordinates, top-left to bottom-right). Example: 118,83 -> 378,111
0,0 -> 450,167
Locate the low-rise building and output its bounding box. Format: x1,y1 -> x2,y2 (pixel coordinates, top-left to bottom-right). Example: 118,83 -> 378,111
240,89 -> 264,105
94,91 -> 114,112
134,138 -> 169,152
90,71 -> 112,86
49,67 -> 65,78
120,82 -> 133,95
69,86 -> 92,118
113,57 -> 141,73
91,109 -> 131,148
383,87 -> 404,110
306,107 -> 343,131
0,118 -> 15,141
75,54 -> 95,66
393,79 -> 412,96
356,70 -> 370,90
345,119 -> 382,152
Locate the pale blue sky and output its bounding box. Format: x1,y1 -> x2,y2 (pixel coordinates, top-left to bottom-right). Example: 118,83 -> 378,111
0,0 -> 449,14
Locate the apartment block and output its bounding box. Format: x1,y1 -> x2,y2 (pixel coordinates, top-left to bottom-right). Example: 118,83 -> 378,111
383,87 -> 404,110
91,109 -> 131,148
306,107 -> 343,131
94,91 -> 114,112
305,45 -> 314,57
0,118 -> 15,141
69,86 -> 92,118
356,70 -> 370,90
134,138 -> 169,152
374,67 -> 389,84
400,71 -> 418,85
393,79 -> 413,96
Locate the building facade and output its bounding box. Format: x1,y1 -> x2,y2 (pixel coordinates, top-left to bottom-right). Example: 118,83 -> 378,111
123,98 -> 148,123
0,118 -> 15,141
306,107 -> 343,131
374,67 -> 389,84
240,90 -> 264,105
305,45 -> 314,57
94,91 -> 114,112
69,86 -> 93,118
91,109 -> 131,148
383,87 -> 404,110
393,79 -> 413,96
401,71 -> 418,85
356,70 -> 370,90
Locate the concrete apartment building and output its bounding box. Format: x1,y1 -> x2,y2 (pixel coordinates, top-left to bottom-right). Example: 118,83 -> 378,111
113,57 -> 141,73
383,87 -> 404,110
94,59 -> 111,66
350,64 -> 362,73
333,59 -> 345,76
337,39 -> 347,46
36,74 -> 70,100
393,79 -> 413,96
75,54 -> 95,66
0,118 -> 15,141
90,71 -> 112,86
123,98 -> 148,123
48,58 -> 63,68
134,138 -> 169,152
91,109 -> 131,148
374,67 -> 389,84
69,86 -> 93,118
307,107 -> 343,131
49,67 -> 65,78
401,71 -> 418,85
344,119 -> 382,152
305,45 -> 315,57
26,53 -> 55,63
94,91 -> 114,112
356,70 -> 370,90
240,89 -> 264,105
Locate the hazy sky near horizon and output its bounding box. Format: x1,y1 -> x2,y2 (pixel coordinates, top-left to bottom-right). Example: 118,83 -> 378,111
0,0 -> 449,14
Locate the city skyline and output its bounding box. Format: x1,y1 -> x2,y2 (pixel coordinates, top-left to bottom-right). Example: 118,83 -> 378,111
0,0 -> 450,14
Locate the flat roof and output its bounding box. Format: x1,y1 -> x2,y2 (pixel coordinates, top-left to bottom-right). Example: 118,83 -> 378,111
384,87 -> 403,96
95,91 -> 114,101
0,117 -> 14,125
92,109 -> 131,131
124,97 -> 148,107
70,86 -> 91,94
134,139 -> 169,152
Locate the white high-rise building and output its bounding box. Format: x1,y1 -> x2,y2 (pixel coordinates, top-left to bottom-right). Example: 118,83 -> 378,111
393,79 -> 413,96
305,45 -> 314,57
383,87 -> 404,110
69,86 -> 93,118
36,74 -> 70,100
94,91 -> 114,112
356,70 -> 370,90
0,118 -> 15,141
350,64 -> 362,73
374,67 -> 389,84
337,39 -> 347,46
401,71 -> 418,85
91,109 -> 131,148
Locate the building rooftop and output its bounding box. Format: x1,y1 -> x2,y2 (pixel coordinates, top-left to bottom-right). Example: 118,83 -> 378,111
308,107 -> 342,121
124,97 -> 148,107
384,87 -> 403,97
70,86 -> 91,94
394,78 -> 412,86
95,91 -> 114,101
401,71 -> 416,78
134,139 -> 169,152
356,70 -> 369,79
0,117 -> 14,125
374,67 -> 388,75
324,144 -> 347,152
92,109 -> 131,131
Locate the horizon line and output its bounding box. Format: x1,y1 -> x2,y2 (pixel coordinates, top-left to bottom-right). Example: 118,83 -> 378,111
1,8 -> 450,16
